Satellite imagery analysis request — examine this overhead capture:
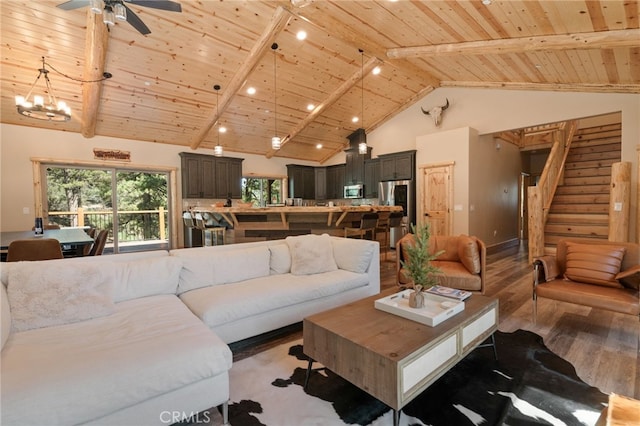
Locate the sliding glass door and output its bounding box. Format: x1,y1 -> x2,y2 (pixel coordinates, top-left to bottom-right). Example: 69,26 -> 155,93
43,165 -> 170,254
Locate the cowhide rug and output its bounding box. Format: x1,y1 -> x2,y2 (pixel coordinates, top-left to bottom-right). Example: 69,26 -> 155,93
205,329 -> 607,426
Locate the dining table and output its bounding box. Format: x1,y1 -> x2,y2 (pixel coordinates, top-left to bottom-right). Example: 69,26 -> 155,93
0,228 -> 95,258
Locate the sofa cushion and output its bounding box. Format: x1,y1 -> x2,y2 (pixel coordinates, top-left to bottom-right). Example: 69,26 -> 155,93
286,234 -> 338,275
332,237 -> 375,274
564,242 -> 626,288
1,284 -> 10,350
7,262 -> 115,332
458,235 -> 481,274
180,270 -> 368,329
0,295 -> 232,426
112,256 -> 182,302
433,236 -> 460,261
431,261 -> 483,291
269,243 -> 291,275
172,246 -> 271,293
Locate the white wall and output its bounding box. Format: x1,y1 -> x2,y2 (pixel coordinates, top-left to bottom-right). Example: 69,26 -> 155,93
416,127 -> 472,236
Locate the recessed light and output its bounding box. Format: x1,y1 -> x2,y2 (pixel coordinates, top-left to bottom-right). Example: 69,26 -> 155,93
316,143 -> 322,149
352,116 -> 359,123
247,87 -> 256,95
307,103 -> 315,111
372,66 -> 381,75
144,81 -> 151,86
218,126 -> 227,133
296,30 -> 307,41
482,0 -> 491,4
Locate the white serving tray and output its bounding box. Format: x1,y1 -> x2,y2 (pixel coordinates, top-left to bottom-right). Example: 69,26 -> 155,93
374,289 -> 465,327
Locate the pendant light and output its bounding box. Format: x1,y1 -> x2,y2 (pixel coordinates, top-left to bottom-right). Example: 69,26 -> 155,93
213,84 -> 223,157
358,49 -> 368,155
15,57 -> 71,122
271,43 -> 281,150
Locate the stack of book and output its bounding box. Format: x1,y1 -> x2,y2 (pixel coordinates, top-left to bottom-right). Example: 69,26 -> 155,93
425,285 -> 472,301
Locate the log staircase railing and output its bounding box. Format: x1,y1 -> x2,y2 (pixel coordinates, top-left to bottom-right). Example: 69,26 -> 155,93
527,120 -> 577,263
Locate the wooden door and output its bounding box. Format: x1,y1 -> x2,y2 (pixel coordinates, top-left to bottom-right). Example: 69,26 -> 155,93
421,163 -> 453,236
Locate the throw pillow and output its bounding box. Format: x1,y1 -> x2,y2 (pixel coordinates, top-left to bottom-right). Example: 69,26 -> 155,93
7,262 -> 116,332
269,244 -> 292,275
286,234 -> 338,276
564,242 -> 625,288
332,237 -> 375,274
112,256 -> 182,302
458,235 -> 481,274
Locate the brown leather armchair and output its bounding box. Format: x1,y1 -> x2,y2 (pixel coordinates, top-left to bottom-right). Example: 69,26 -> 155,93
533,238 -> 640,322
396,233 -> 486,294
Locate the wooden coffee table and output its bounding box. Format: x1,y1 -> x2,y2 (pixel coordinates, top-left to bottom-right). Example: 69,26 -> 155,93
303,288 -> 499,425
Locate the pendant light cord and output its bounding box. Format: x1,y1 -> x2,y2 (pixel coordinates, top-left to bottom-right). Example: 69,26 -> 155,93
273,43 -> 278,136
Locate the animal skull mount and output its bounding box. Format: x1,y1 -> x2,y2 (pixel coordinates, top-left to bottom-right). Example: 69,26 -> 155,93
421,98 -> 450,127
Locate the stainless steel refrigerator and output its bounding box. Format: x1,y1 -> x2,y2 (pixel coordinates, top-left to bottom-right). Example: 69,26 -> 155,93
379,180 -> 415,248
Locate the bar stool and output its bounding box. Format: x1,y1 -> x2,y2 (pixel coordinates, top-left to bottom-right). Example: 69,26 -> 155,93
376,211 -> 404,261
344,212 -> 378,240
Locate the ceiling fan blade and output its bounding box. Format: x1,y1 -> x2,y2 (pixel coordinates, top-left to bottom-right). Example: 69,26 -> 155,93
57,0 -> 91,10
125,0 -> 182,12
123,4 -> 151,35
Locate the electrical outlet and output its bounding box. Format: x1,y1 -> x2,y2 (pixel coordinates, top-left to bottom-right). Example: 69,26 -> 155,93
493,230 -> 498,237
22,207 -> 30,215
614,202 -> 623,212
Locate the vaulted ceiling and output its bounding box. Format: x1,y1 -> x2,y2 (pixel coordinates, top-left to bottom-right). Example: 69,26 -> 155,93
2,1 -> 638,163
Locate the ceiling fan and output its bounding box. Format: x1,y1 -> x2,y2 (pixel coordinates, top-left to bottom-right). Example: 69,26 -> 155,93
56,0 -> 182,35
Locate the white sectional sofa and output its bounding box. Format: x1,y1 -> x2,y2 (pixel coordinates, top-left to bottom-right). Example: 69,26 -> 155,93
0,235 -> 380,425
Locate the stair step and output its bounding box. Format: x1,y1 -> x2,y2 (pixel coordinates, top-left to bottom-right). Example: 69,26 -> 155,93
563,175 -> 611,186
569,140 -> 621,153
552,193 -> 610,204
544,223 -> 609,237
564,158 -> 618,170
546,213 -> 609,225
563,166 -> 612,178
545,234 -> 609,247
566,150 -> 621,163
555,184 -> 610,195
549,204 -> 609,214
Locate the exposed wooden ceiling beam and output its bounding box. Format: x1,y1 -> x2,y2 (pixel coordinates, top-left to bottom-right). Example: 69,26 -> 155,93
266,55 -> 383,159
189,6 -> 291,150
439,80 -> 640,94
387,29 -> 640,59
81,10 -> 109,138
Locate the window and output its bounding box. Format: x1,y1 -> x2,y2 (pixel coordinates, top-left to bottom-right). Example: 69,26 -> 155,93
242,177 -> 283,206
42,164 -> 172,254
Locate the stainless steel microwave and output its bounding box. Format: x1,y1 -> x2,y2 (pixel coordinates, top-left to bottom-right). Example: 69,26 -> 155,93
344,184 -> 363,199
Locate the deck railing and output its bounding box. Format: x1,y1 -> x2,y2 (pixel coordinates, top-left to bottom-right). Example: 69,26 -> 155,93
48,207 -> 167,243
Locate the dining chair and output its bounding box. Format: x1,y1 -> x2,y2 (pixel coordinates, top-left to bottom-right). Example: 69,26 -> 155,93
88,230 -> 108,256
7,238 -> 64,262
82,228 -> 97,256
344,212 -> 379,240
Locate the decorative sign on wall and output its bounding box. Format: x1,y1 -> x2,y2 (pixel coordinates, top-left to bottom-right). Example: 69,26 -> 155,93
93,148 -> 131,161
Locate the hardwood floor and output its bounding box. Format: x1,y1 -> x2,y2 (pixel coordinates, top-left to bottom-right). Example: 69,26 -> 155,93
232,242 -> 640,399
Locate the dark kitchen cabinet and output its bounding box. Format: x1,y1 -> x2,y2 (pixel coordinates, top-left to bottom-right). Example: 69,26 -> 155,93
378,150 -> 416,181
344,147 -> 371,185
315,167 -> 327,200
326,164 -> 345,199
180,152 -> 215,198
214,157 -> 243,199
287,165 -> 315,199
180,152 -> 243,199
364,158 -> 380,198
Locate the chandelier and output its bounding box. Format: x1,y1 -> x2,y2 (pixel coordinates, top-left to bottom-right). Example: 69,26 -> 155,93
213,84 -> 223,157
15,57 -> 71,122
358,49 -> 368,155
271,43 -> 281,150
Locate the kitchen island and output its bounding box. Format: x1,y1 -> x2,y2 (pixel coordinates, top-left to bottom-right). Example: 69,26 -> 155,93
192,205 -> 404,243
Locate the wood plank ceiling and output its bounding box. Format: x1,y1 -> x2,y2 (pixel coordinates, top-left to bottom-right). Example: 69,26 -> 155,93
1,1 -> 638,163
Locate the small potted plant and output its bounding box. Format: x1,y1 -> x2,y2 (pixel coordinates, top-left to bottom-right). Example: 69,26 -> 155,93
401,222 -> 442,308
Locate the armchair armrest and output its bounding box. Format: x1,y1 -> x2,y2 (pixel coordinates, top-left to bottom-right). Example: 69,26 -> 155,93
533,255 -> 559,286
